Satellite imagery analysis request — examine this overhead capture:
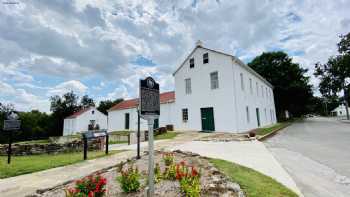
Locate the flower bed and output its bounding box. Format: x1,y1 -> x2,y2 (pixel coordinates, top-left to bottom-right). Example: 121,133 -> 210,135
34,151 -> 244,197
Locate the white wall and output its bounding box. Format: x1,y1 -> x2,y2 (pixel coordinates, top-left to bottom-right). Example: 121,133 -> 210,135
63,108 -> 108,136
232,60 -> 277,132
108,102 -> 176,132
174,47 -> 237,132
174,47 -> 277,132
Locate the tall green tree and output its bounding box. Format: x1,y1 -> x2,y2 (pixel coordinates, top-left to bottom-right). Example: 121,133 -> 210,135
248,51 -> 313,120
314,33 -> 350,119
80,95 -> 95,108
50,91 -> 81,136
97,98 -> 123,115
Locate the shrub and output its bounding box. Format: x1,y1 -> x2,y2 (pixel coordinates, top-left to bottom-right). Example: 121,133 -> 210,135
117,165 -> 141,193
65,175 -> 107,197
162,152 -> 175,166
154,163 -> 162,183
166,124 -> 174,131
176,161 -> 201,197
163,163 -> 177,180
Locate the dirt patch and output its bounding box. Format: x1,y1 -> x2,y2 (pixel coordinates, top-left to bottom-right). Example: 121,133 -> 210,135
31,150 -> 244,197
197,132 -> 251,142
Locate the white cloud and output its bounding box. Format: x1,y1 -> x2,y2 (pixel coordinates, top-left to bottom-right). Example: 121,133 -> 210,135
47,80 -> 88,96
0,81 -> 50,112
1,0 -> 350,111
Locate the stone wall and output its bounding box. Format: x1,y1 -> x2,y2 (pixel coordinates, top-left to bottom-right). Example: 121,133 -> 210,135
0,139 -> 102,156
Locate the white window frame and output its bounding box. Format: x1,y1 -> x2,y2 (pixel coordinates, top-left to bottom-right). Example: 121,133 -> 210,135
246,106 -> 250,123
185,78 -> 192,94
240,73 -> 244,91
249,78 -> 253,94
210,71 -> 219,89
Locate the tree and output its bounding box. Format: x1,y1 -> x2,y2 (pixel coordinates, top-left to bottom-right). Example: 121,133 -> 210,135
315,33 -> 350,119
0,102 -> 15,132
248,51 -> 313,120
97,98 -> 123,115
50,91 -> 81,136
80,95 -> 95,108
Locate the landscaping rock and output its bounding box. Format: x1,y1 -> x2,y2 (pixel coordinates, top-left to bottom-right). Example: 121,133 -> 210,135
31,151 -> 245,197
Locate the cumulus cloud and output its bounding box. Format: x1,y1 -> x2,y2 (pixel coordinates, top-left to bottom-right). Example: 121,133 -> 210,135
0,0 -> 349,111
47,80 -> 88,96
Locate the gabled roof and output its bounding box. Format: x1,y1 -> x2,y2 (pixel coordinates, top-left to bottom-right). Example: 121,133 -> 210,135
66,107 -> 93,119
108,91 -> 175,112
172,45 -> 273,88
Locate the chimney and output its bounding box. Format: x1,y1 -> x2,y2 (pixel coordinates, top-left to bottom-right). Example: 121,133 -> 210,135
196,40 -> 203,47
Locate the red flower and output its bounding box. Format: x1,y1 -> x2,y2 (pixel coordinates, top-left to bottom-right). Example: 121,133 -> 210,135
88,191 -> 94,197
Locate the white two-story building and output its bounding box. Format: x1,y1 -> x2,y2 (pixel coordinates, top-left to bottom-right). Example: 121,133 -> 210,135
108,41 -> 276,133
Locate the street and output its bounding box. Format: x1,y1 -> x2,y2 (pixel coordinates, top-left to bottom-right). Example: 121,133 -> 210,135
265,117 -> 350,197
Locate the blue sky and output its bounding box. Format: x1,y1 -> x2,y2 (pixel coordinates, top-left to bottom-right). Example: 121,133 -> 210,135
1,0 -> 350,112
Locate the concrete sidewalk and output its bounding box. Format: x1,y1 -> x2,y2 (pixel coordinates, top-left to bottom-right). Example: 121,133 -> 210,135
171,140 -> 303,196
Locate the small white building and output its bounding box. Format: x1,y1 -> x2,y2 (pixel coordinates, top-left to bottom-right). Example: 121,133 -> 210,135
108,41 -> 277,133
331,104 -> 350,117
63,107 -> 108,136
108,92 -> 175,131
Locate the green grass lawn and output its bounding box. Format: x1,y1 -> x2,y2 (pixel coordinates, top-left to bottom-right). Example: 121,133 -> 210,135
255,122 -> 291,136
109,140 -> 128,145
0,150 -> 122,179
155,132 -> 179,140
209,158 -> 298,197
14,139 -> 50,145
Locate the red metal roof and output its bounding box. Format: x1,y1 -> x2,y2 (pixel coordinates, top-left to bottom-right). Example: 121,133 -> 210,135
108,91 -> 175,111
66,107 -> 92,119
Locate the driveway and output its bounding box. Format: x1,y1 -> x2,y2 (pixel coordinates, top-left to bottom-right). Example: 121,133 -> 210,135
265,117 -> 350,197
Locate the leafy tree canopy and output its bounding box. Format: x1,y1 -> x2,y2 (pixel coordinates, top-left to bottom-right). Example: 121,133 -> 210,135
80,95 -> 95,108
248,51 -> 313,119
97,98 -> 123,115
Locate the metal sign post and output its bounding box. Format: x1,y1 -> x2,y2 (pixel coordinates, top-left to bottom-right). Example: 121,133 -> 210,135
81,130 -> 108,160
137,109 -> 141,159
139,77 -> 160,197
3,112 -> 21,164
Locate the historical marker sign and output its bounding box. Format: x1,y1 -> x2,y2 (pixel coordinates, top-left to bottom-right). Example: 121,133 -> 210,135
140,77 -> 160,116
3,112 -> 21,131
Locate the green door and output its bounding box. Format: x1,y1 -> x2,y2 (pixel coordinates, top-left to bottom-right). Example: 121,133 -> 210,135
201,107 -> 215,132
125,113 -> 130,129
154,118 -> 159,129
256,108 -> 260,127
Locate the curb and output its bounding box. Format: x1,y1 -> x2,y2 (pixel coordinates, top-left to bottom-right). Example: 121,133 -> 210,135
257,123 -> 292,141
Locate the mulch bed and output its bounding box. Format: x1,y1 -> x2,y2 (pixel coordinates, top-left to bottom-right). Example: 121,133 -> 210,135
31,150 -> 244,197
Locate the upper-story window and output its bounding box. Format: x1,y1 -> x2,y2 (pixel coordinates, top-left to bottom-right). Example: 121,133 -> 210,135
190,58 -> 194,68
261,85 -> 264,98
240,73 -> 244,91
256,82 -> 259,96
265,87 -> 268,98
185,78 -> 192,94
203,53 -> 209,64
249,78 -> 253,94
210,71 -> 219,89
91,110 -> 95,115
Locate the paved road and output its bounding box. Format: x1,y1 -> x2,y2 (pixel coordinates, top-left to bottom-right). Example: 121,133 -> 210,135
265,117 -> 350,197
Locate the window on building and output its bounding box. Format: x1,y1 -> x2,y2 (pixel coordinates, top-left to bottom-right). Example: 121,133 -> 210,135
203,53 -> 209,64
256,82 -> 259,96
210,71 -> 219,89
249,78 -> 252,94
240,73 -> 244,91
182,108 -> 188,122
265,87 -> 268,98
264,108 -> 267,122
190,58 -> 194,68
261,85 -> 264,98
91,110 -> 95,115
185,78 -> 191,94
246,106 -> 250,123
